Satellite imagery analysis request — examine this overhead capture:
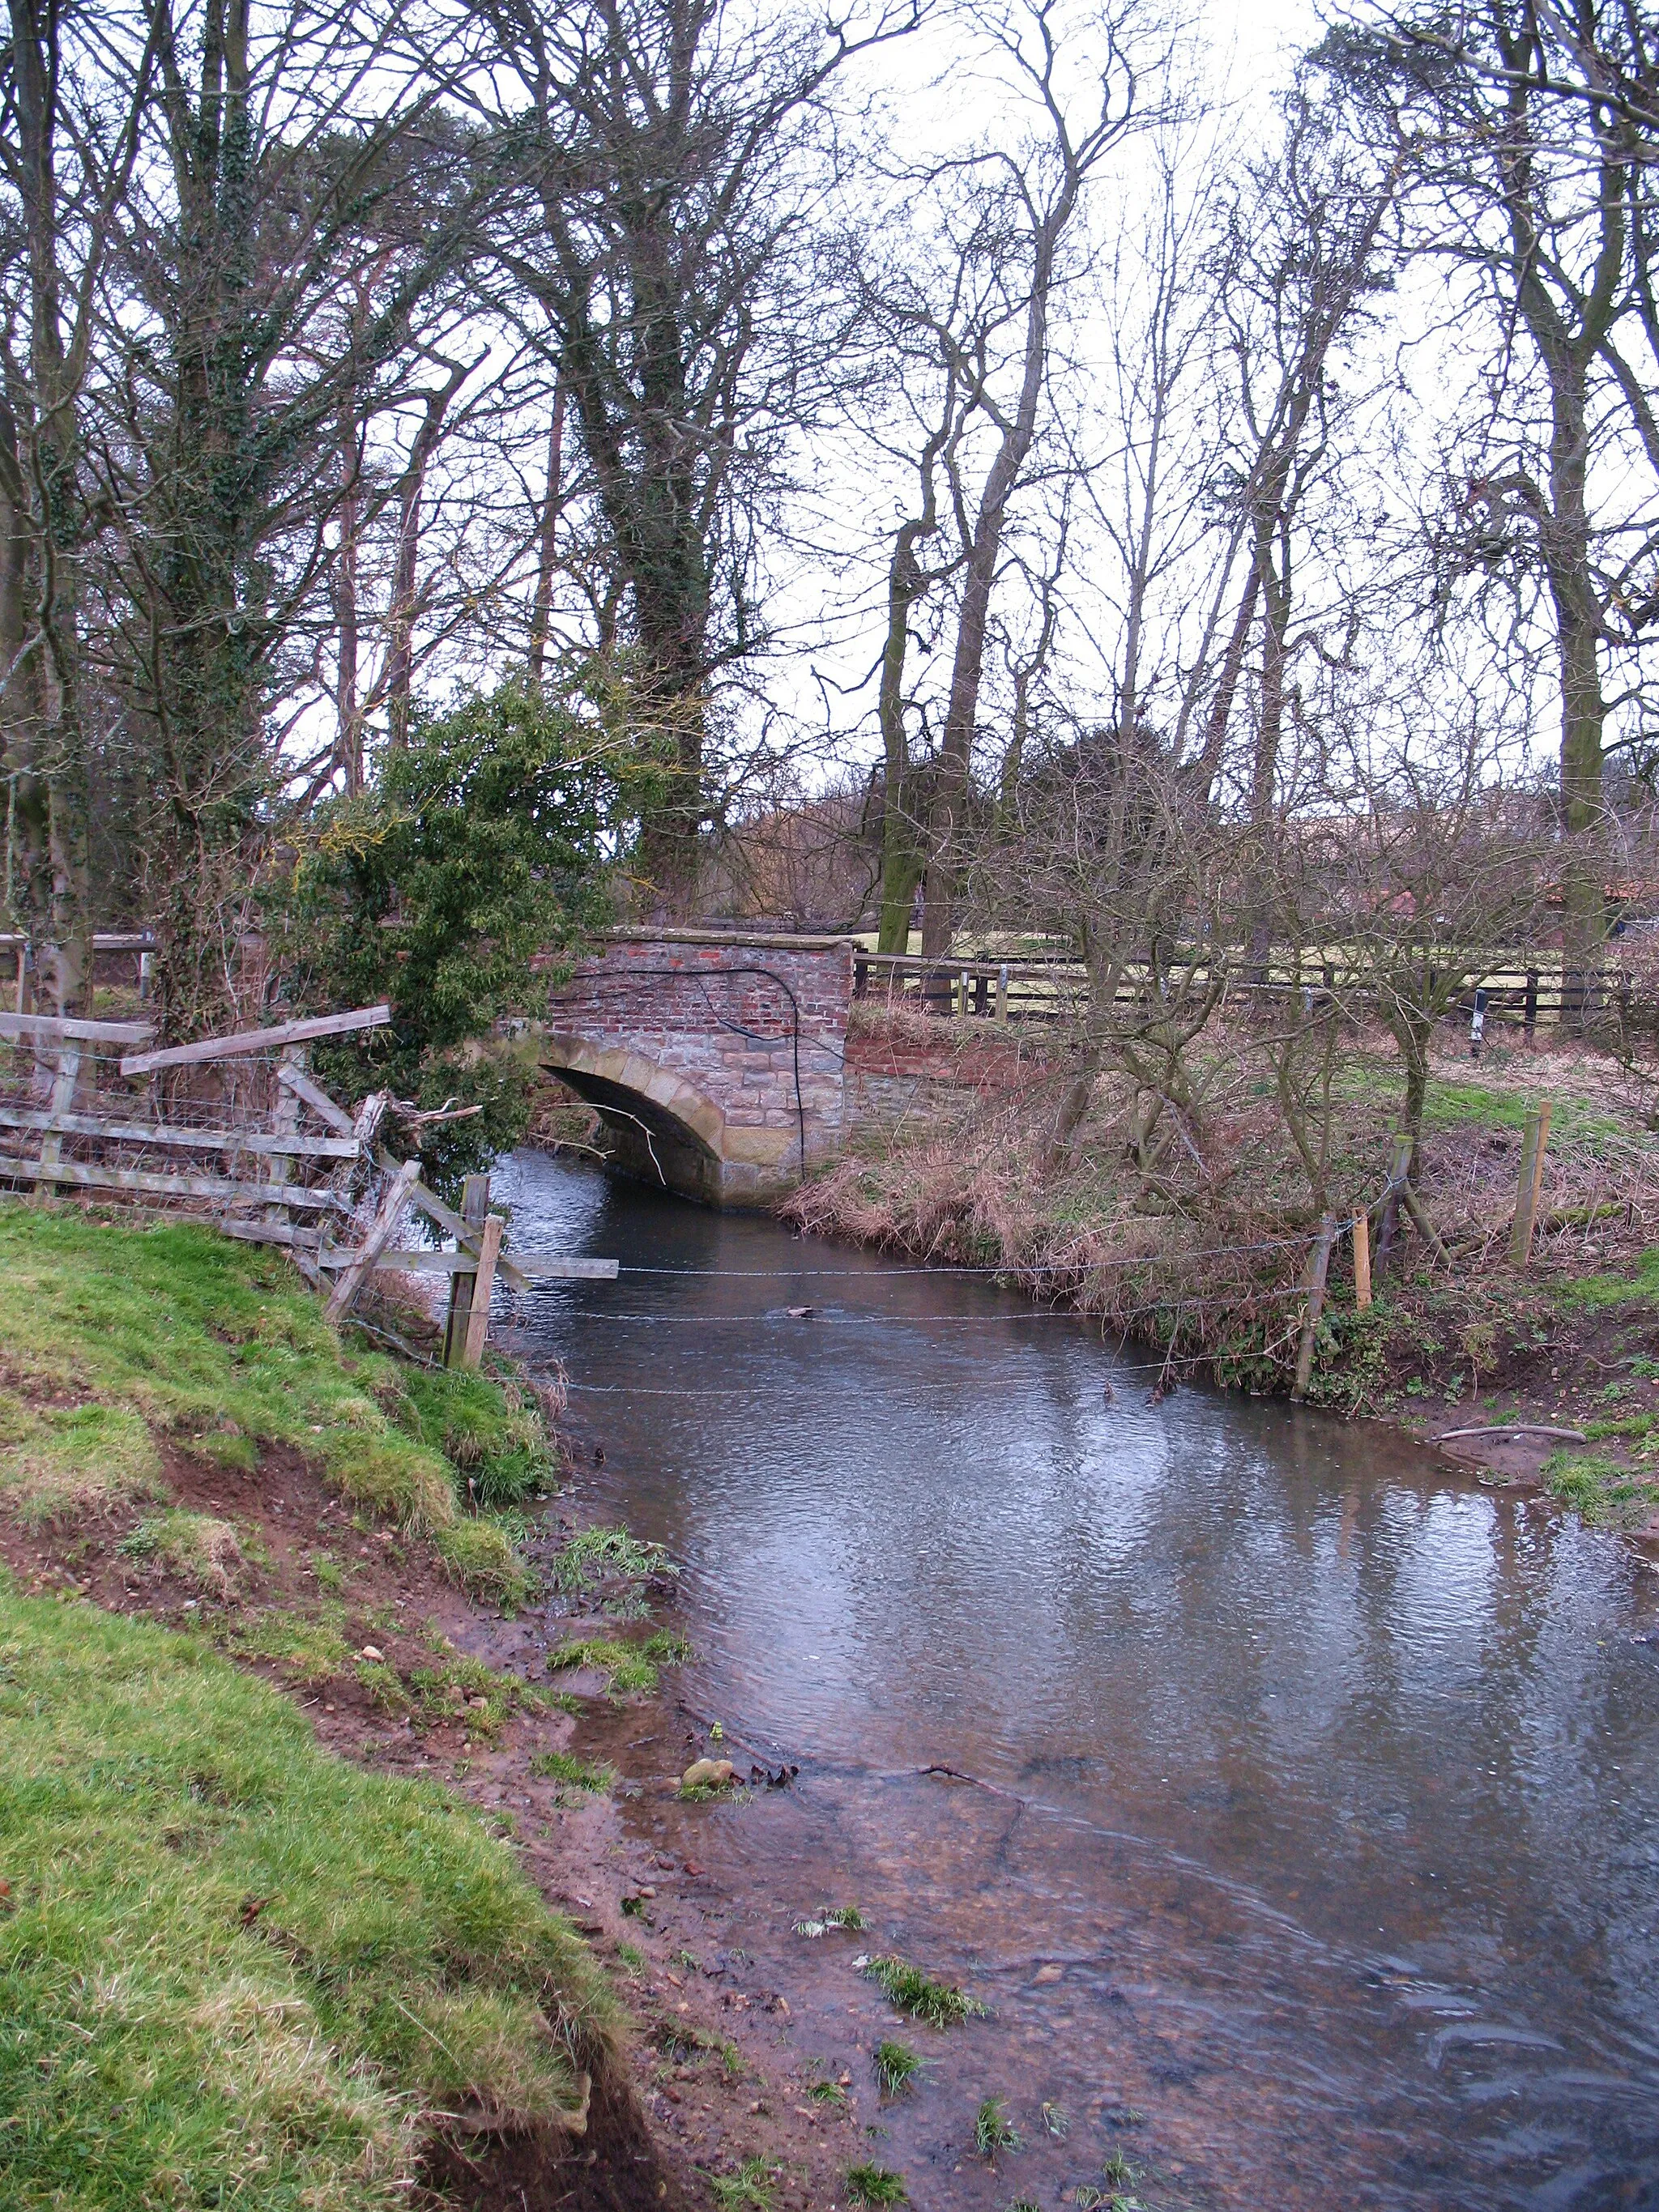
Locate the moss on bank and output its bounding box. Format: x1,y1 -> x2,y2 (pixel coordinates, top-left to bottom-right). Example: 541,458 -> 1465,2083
0,1582 -> 615,2210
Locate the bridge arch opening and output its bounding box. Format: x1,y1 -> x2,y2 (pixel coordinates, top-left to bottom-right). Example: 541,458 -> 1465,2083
538,1039 -> 742,1206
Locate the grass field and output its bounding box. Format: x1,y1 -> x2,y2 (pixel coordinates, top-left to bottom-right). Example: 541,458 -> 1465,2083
0,1208 -> 541,1597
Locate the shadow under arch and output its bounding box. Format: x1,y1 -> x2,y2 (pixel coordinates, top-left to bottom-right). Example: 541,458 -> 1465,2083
539,1035 -> 736,1205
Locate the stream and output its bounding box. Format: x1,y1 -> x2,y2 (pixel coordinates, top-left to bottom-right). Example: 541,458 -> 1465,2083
491,1146 -> 1659,2210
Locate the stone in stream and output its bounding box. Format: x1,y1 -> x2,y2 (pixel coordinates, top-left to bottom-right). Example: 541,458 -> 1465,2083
681,1758 -> 737,1791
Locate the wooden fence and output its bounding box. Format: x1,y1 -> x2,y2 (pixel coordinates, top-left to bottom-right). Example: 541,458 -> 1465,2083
0,931 -> 153,1008
0,1001 -> 612,1368
851,950 -> 1629,1042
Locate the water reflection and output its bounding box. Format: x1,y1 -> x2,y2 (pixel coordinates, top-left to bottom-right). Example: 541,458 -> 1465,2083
493,1149 -> 1659,2206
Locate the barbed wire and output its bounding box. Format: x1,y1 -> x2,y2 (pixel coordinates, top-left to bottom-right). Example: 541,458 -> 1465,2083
602,1230 -> 1320,1279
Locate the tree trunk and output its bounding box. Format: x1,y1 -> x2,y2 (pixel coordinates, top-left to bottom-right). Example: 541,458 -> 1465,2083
1038,1046 -> 1101,1177
1401,1015 -> 1431,1144
5,0 -> 91,1016
1245,524 -> 1290,982
919,488 -> 1012,965
527,377 -> 566,684
875,518 -> 932,955
386,361 -> 467,751
335,411 -> 363,795
1542,359 -> 1606,1027
919,148 -> 1084,963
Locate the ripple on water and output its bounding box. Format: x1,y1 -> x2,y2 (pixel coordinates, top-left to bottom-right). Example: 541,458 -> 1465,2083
493,1149 -> 1659,2208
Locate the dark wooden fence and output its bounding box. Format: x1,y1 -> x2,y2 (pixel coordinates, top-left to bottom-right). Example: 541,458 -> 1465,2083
851,951 -> 1625,1041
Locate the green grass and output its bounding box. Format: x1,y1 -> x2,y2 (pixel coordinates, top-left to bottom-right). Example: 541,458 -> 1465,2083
1361,1074 -> 1623,1146
116,1508 -> 245,1595
1584,1413 -> 1656,1441
1416,1079 -> 1539,1133
527,1748 -> 614,1792
846,2166 -> 908,2206
404,1643 -> 545,1734
711,2156 -> 778,2210
548,1630 -> 690,1694
432,1515 -> 533,1608
1542,1449 -> 1659,1528
230,1602 -> 352,1685
0,1393 -> 163,1526
1555,1247 -> 1659,1311
873,2039 -> 921,2096
860,1953 -> 985,2027
0,1583 -> 616,2210
552,1524 -> 677,1592
400,1364 -> 554,1511
975,2095 -> 1020,2158
794,1903 -> 865,1935
0,1212 -> 441,1499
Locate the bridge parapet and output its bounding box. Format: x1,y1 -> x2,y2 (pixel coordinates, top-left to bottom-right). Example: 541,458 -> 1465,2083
537,929 -> 853,1206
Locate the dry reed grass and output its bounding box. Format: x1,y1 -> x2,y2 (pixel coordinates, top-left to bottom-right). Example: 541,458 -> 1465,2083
791,1008 -> 1659,1390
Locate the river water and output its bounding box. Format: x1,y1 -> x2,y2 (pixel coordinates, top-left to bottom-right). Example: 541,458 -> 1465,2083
492,1148 -> 1659,2210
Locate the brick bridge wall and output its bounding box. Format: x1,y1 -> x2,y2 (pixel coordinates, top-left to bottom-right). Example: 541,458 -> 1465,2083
537,930 -> 853,1206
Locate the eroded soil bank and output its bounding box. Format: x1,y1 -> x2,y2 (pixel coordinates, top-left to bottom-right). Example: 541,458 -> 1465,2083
0,1396 -> 898,2210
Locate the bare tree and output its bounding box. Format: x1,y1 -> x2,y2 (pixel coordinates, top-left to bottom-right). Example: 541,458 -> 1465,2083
471,0 -> 919,914
1324,0 -> 1659,1010
1205,91 -> 1397,848
0,0 -> 154,1013
916,0 -> 1149,961
95,0 -> 482,1034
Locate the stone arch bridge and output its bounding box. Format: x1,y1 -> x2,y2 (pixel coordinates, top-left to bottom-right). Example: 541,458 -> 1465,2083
535,930 -> 854,1206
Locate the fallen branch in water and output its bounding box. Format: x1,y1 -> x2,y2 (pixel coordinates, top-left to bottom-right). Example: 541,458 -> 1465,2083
921,1762 -> 1026,1802
1433,1424 -> 1586,1443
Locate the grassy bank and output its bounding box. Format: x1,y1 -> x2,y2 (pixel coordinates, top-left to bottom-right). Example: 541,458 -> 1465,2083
0,1585 -> 614,2209
795,1007 -> 1659,1528
0,1208 -> 539,1599
0,1204 -> 689,2210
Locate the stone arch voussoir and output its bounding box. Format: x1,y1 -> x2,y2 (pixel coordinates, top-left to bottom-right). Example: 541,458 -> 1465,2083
539,1034 -> 729,1159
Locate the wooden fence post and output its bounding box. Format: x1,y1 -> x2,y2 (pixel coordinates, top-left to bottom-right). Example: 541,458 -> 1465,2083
1524,970 -> 1539,1046
996,963 -> 1009,1025
267,1045 -> 305,1221
326,1157 -> 420,1324
459,1214 -> 504,1370
1352,1212 -> 1371,1311
1293,1214 -> 1338,1401
1372,1133 -> 1414,1275
444,1173 -> 491,1367
34,1047 -> 80,1202
1509,1100 -> 1552,1268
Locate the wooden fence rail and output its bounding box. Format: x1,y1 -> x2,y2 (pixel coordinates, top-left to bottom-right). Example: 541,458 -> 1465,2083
851,950 -> 1631,1040
0,1001 -> 614,1370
